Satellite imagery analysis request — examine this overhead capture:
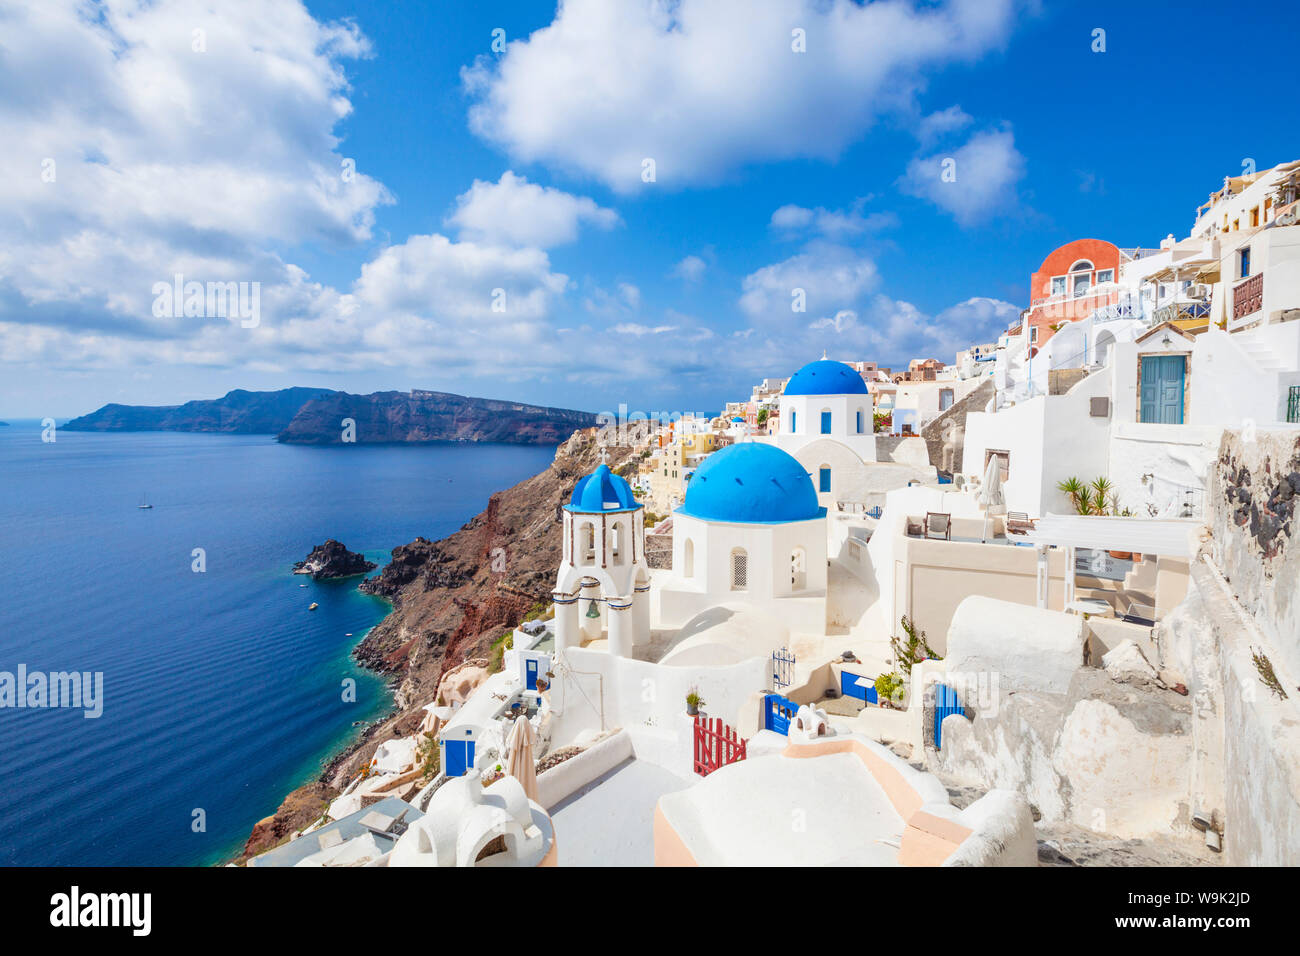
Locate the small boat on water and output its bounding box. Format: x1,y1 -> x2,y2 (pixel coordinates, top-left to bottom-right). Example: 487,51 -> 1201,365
308,602 -> 319,611
137,493 -> 153,510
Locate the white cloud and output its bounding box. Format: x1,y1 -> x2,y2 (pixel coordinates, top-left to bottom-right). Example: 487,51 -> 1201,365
769,202 -> 897,239
739,243 -> 879,321
463,0 -> 1020,191
582,281 -> 642,317
899,128 -> 1025,225
915,105 -> 973,145
613,323 -> 676,336
0,0 -> 391,345
445,171 -> 619,248
671,255 -> 707,281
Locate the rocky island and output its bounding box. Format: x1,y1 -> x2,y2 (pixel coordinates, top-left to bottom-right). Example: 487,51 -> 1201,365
62,387 -> 335,433
62,386 -> 597,445
292,540 -> 377,580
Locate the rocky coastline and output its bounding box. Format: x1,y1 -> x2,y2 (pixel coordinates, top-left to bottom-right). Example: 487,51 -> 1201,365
233,424 -> 648,863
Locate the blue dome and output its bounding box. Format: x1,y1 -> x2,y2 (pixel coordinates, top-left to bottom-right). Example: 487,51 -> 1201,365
783,359 -> 869,396
567,464 -> 640,513
678,443 -> 824,524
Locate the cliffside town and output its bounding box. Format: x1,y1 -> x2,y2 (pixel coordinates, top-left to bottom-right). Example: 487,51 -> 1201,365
238,426 -> 642,861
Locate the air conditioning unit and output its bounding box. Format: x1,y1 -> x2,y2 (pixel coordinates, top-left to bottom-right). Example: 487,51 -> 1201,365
1090,397 -> 1111,418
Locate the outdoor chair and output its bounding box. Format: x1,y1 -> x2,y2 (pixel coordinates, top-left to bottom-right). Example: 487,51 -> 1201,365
1006,511 -> 1036,534
924,512 -> 951,541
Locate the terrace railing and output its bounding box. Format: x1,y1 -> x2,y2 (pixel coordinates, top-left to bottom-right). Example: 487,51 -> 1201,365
1233,272 -> 1264,322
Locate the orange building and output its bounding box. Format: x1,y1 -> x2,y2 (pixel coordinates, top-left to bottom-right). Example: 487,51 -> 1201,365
1022,238 -> 1122,351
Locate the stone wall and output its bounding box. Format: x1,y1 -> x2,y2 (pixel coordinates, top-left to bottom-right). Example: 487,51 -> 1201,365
1208,428 -> 1300,677
1048,368 -> 1091,396
919,378 -> 995,475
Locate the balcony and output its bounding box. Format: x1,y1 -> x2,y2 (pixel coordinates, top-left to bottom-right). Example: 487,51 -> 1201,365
1090,295 -> 1147,324
1232,272 -> 1263,322
1151,298 -> 1211,328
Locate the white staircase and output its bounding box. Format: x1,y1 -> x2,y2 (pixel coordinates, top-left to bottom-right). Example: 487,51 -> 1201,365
1237,337 -> 1288,373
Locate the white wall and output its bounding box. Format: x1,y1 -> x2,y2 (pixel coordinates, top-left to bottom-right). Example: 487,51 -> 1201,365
963,371 -> 1111,516
547,647 -> 768,756
1190,324 -> 1300,427
1108,423 -> 1221,518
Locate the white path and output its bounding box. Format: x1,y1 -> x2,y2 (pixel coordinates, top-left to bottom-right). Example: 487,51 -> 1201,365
550,759 -> 691,866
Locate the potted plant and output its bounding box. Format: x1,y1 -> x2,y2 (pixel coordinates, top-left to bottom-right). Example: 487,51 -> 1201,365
874,672 -> 905,709
685,688 -> 705,716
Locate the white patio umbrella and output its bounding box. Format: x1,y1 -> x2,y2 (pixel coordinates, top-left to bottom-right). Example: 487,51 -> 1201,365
505,715 -> 539,803
979,455 -> 1005,511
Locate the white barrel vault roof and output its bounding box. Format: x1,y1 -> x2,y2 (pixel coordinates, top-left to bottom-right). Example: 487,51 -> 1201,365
1024,515 -> 1200,557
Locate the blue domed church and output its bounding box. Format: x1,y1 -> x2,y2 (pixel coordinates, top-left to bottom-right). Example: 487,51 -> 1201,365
652,442 -> 829,635
768,357 -> 880,510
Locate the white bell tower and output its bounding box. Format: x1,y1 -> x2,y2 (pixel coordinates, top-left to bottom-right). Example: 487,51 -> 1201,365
551,455 -> 649,658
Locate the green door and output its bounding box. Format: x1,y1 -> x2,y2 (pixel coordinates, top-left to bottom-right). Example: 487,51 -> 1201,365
1140,355 -> 1185,424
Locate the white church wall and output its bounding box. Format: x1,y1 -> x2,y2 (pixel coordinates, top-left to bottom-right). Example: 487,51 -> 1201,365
546,648 -> 769,769
777,393 -> 877,462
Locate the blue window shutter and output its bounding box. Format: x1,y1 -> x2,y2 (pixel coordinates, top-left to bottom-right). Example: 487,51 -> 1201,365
819,467 -> 831,492
820,411 -> 831,434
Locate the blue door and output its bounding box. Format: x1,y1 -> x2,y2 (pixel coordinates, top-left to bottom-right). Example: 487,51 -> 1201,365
820,410 -> 831,434
444,739 -> 475,777
525,658 -> 538,691
819,467 -> 831,493
763,694 -> 797,735
839,670 -> 878,704
933,684 -> 964,749
1140,355 -> 1185,424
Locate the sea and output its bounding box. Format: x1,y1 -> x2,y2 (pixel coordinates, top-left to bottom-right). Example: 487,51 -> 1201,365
0,421 -> 556,866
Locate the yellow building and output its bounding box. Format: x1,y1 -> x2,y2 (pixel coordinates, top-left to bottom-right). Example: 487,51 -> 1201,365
645,430 -> 721,512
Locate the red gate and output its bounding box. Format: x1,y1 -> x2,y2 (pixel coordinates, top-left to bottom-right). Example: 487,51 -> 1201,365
693,715 -> 747,776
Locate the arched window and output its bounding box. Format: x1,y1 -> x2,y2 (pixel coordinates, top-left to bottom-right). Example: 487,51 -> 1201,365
789,408 -> 797,433
855,408 -> 864,433
819,466 -> 831,493
611,522 -> 623,564
730,548 -> 748,590
790,548 -> 806,591
820,408 -> 832,434
683,538 -> 695,577
1069,259 -> 1094,272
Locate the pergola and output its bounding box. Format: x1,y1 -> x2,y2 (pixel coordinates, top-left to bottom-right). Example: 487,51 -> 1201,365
1023,515 -> 1200,609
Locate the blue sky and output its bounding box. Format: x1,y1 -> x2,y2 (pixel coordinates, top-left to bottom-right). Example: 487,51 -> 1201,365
1,0 -> 1297,418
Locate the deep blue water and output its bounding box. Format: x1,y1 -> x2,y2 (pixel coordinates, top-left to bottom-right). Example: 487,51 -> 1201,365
0,422 -> 555,865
